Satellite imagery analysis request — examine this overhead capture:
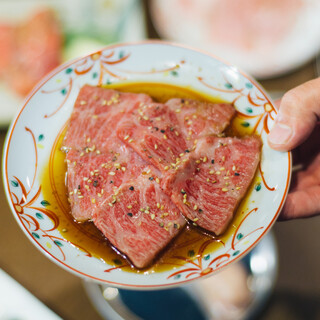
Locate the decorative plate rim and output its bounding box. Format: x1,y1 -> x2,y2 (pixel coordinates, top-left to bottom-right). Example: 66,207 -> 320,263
2,40 -> 291,289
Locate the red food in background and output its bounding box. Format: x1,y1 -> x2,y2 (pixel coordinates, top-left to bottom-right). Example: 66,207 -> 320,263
0,9 -> 62,96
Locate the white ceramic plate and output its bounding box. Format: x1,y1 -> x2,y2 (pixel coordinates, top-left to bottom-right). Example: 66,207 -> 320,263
150,0 -> 320,79
2,41 -> 291,289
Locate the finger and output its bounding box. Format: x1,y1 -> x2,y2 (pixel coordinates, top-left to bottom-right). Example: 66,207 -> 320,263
278,186 -> 320,220
268,78 -> 320,151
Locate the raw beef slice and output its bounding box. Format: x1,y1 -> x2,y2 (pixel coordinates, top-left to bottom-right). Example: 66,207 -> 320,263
64,85 -> 153,221
117,101 -> 188,173
162,136 -> 261,235
166,98 -> 235,144
92,166 -> 186,268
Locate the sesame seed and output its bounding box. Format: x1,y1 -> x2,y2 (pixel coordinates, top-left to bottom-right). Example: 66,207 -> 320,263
108,203 -> 113,207
193,204 -> 198,210
108,172 -> 116,176
163,134 -> 168,140
222,188 -> 228,192
156,178 -> 160,183
220,167 -> 225,171
209,170 -> 215,174
193,218 -> 199,222
154,144 -> 158,150
127,205 -> 132,209
157,203 -> 160,208
151,214 -> 155,220
175,109 -> 181,113
91,198 -> 96,203
203,156 -> 207,162
164,166 -> 169,171
124,135 -> 130,141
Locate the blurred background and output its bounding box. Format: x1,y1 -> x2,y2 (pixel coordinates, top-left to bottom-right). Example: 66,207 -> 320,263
0,0 -> 319,319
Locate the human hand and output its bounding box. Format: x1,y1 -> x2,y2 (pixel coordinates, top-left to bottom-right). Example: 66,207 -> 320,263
267,78 -> 320,220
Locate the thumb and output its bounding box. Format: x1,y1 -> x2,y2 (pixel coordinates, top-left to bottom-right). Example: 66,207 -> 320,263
268,78 -> 320,151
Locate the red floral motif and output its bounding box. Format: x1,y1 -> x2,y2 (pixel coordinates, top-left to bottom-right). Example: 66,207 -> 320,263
10,127 -> 91,260
166,209 -> 263,281
198,76 -> 276,135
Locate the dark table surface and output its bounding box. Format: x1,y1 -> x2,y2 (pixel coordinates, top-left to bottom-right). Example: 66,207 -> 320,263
1,8 -> 320,318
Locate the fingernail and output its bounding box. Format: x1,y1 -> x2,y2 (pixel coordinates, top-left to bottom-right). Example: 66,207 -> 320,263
268,122 -> 293,145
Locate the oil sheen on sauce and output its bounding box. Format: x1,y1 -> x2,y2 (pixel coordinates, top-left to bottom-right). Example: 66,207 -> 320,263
42,82 -> 257,274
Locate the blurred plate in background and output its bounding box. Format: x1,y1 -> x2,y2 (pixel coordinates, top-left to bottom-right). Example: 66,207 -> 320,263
0,0 -> 146,127
150,0 -> 320,79
83,232 -> 277,320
